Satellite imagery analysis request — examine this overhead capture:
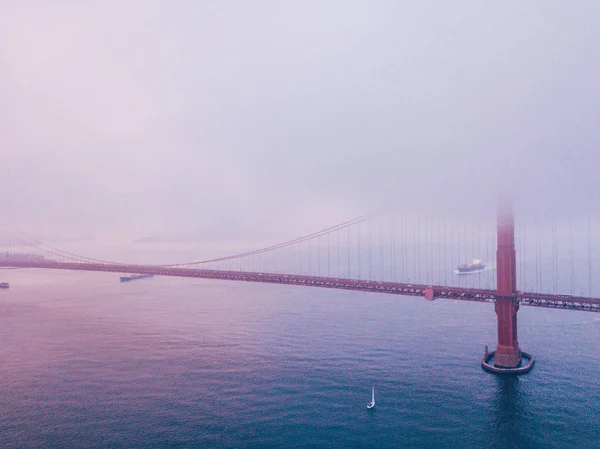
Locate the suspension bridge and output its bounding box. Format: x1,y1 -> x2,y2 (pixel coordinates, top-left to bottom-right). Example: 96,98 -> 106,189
1,201 -> 599,373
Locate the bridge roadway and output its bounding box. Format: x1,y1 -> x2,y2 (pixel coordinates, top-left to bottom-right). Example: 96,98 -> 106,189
1,261 -> 598,312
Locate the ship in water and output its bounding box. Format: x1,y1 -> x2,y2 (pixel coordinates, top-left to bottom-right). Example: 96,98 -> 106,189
0,282 -> 9,289
119,274 -> 154,282
456,259 -> 486,275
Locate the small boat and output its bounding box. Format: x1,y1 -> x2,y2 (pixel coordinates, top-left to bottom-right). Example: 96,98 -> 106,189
456,259 -> 486,275
0,282 -> 9,289
367,386 -> 375,409
119,274 -> 154,282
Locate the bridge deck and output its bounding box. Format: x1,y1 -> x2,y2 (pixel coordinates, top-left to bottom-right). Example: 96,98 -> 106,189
1,261 -> 598,312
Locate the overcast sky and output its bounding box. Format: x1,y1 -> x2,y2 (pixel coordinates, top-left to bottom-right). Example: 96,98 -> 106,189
1,1 -> 598,242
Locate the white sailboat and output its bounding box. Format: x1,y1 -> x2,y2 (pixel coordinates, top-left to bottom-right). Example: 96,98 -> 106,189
367,386 -> 375,409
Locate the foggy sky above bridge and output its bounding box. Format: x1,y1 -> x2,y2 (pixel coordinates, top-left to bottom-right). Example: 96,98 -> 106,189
1,1 -> 598,244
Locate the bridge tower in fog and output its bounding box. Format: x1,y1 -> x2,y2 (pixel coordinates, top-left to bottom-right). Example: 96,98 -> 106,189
494,200 -> 521,367
483,199 -> 534,373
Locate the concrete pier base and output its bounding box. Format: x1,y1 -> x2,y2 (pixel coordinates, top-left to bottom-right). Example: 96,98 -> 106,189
494,344 -> 522,368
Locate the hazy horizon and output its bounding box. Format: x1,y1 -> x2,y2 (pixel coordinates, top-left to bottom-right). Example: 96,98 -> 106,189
2,1 -> 599,244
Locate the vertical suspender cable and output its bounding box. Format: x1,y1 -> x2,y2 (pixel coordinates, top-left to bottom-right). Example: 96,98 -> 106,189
538,212 -> 542,292
358,222 -> 361,279
413,215 -> 417,283
488,221 -> 492,289
437,220 -> 441,285
392,215 -> 396,282
308,239 -> 312,276
457,219 -> 461,288
569,206 -> 574,295
588,193 -> 592,296
533,213 -> 540,292
317,236 -> 320,276
327,233 -> 330,278
444,216 -> 447,286
369,218 -> 373,281
450,221 -> 454,287
337,228 -> 341,278
347,226 -> 350,279
380,215 -> 384,281
523,221 -> 527,291
551,210 -> 556,293
417,216 -> 421,284
403,213 -> 407,281
425,219 -> 429,285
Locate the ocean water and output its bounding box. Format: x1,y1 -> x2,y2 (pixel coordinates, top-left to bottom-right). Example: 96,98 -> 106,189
0,268 -> 599,448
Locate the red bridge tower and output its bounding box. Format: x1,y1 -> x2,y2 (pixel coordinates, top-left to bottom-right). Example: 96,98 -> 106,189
494,200 -> 521,368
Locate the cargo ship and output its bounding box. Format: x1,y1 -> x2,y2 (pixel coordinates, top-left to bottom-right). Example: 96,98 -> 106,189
119,274 -> 154,282
456,259 -> 486,275
0,282 -> 9,289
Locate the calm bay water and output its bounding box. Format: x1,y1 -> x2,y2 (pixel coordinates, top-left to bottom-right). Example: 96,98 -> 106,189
0,267 -> 599,448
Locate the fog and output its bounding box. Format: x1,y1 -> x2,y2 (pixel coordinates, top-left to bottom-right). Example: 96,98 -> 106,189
1,1 -> 599,245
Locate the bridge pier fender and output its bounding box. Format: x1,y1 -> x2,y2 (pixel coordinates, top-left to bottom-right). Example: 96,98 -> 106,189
481,350 -> 535,374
